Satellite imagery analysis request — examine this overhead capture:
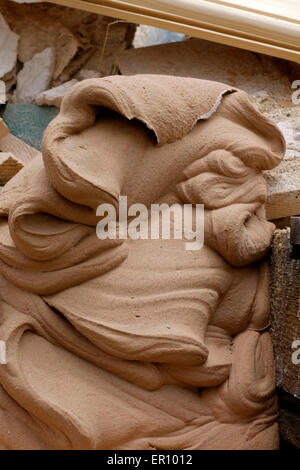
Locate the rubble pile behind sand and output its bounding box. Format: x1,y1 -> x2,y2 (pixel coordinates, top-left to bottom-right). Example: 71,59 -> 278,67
0,0 -> 136,105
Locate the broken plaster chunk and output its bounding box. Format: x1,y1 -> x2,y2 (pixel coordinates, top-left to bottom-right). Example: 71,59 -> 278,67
0,151 -> 24,185
14,47 -> 55,104
0,80 -> 6,104
0,341 -> 6,365
75,69 -> 101,80
18,20 -> 78,82
0,12 -> 18,80
35,79 -> 78,108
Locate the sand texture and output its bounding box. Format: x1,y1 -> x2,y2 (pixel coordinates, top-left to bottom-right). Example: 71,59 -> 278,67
0,75 -> 285,449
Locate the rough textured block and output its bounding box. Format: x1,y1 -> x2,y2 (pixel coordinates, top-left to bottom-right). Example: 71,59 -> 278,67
269,229 -> 300,399
279,408 -> 300,448
290,216 -> 300,246
277,390 -> 300,449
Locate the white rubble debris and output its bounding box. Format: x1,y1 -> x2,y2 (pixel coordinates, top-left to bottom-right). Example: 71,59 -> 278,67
75,69 -> 101,80
0,12 -> 19,80
35,79 -> 78,108
13,47 -> 55,104
0,80 -> 6,104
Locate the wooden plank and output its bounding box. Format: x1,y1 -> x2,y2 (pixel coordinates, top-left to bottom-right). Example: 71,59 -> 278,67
265,159 -> 300,220
0,152 -> 24,185
47,0 -> 300,61
0,118 -> 9,140
0,133 -> 39,165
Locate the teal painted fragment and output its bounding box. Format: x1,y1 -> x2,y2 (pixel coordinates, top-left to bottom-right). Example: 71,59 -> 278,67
2,104 -> 59,151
